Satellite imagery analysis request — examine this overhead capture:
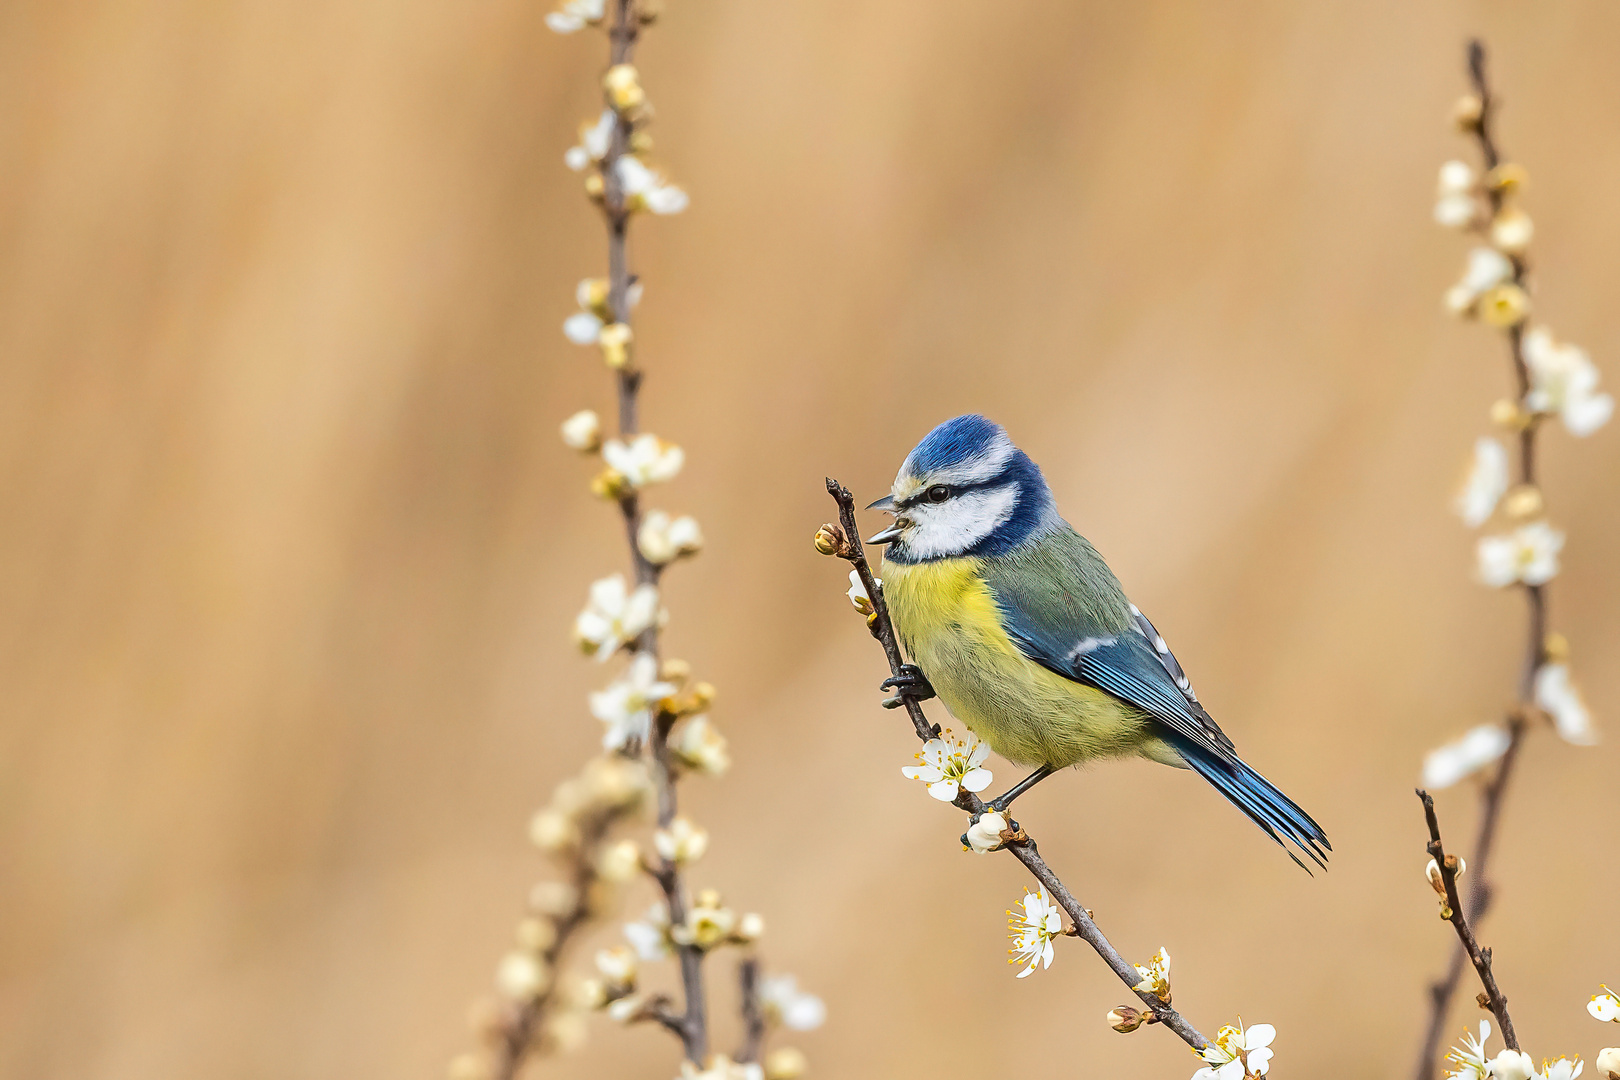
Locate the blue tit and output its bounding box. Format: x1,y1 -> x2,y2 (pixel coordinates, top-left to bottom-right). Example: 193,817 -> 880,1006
867,414 -> 1329,869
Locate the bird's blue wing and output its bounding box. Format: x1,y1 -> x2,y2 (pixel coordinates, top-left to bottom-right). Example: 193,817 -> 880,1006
982,550 -> 1329,868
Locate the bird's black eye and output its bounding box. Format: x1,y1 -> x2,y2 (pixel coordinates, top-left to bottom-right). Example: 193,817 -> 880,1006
926,485 -> 951,503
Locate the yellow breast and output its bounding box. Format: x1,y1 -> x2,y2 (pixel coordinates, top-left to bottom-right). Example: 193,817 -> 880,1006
881,556 -> 1153,768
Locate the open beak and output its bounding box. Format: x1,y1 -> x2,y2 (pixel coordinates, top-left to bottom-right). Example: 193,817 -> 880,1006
867,522 -> 904,545
865,495 -> 895,511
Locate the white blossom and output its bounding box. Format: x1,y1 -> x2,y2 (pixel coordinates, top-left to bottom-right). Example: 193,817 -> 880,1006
759,974 -> 826,1031
624,902 -> 673,961
496,951 -> 550,1000
1193,1022 -> 1276,1080
595,838 -> 641,883
965,810 -> 1009,854
1477,522 -> 1565,587
595,944 -> 637,986
671,890 -> 736,950
1423,724 -> 1511,789
1435,160 -> 1480,229
654,816 -> 709,865
1007,886 -> 1062,978
1491,1050 -> 1537,1080
574,574 -> 663,659
1536,663 -> 1598,746
1590,986 -> 1620,1023
1456,437 -> 1510,527
590,653 -> 676,749
546,0 -> 605,33
562,276 -> 642,345
1524,327 -> 1614,437
1596,1048 -> 1620,1080
1133,946 -> 1172,1003
564,109 -> 615,169
603,434 -> 684,487
561,409 -> 601,451
638,510 -> 703,564
1492,207 -> 1534,254
846,570 -> 875,615
901,729 -> 993,802
671,715 -> 730,775
1540,1057 -> 1584,1080
616,155 -> 689,214
1446,247 -> 1514,315
1444,1019 -> 1492,1080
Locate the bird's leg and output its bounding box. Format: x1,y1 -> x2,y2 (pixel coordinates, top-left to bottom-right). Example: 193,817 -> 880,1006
879,663 -> 935,709
985,764 -> 1056,813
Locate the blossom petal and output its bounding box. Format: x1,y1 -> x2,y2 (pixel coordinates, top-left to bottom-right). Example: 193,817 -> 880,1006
925,779 -> 960,802
959,767 -> 994,793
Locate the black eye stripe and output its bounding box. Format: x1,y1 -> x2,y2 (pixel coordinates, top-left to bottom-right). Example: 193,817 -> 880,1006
897,477 -> 1007,510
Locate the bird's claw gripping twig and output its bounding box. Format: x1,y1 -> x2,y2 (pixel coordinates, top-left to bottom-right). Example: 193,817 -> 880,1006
880,664 -> 935,709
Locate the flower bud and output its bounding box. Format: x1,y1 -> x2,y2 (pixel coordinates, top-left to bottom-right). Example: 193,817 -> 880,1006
496,951 -> 551,1001
1478,284 -> 1529,328
560,409 -> 602,452
1489,1050 -> 1535,1080
591,467 -> 630,500
764,1047 -> 808,1080
1425,858 -> 1446,894
735,911 -> 765,942
577,277 -> 611,317
1490,398 -> 1530,430
516,916 -> 557,952
654,817 -> 709,865
595,944 -> 638,987
1108,1005 -> 1149,1032
965,811 -> 1010,854
1486,162 -> 1529,194
603,64 -> 645,112
813,523 -> 846,556
1490,207 -> 1534,255
448,1052 -> 493,1080
1501,484 -> 1543,521
598,322 -> 633,369
529,808 -> 579,852
584,173 -> 605,200
1453,94 -> 1484,130
606,993 -> 647,1024
1595,1046 -> 1620,1080
596,838 -> 643,883
637,0 -> 662,23
1544,631 -> 1570,662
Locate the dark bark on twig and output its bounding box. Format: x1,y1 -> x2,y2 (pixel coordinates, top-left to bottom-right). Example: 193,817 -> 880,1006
825,478 -> 1209,1052
1416,789 -> 1520,1050
735,957 -> 767,1064
1412,40 -> 1549,1080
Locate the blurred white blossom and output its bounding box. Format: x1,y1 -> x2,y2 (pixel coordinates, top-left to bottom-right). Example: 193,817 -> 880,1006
1133,946 -> 1172,1003
1435,161 -> 1480,228
671,889 -> 736,950
1536,663 -> 1598,746
1446,247 -> 1514,315
1007,886 -> 1062,978
496,951 -> 550,1001
590,653 -> 676,750
1456,437 -> 1510,527
1445,1019 -> 1492,1080
564,109 -> 615,170
575,575 -> 663,659
546,0 -> 605,34
638,510 -> 703,564
563,276 -> 642,345
595,837 -> 642,883
678,1055 -> 764,1080
1590,986 -> 1620,1023
560,408 -> 602,451
1477,522 -> 1564,587
670,715 -> 730,775
901,729 -> 993,802
616,156 -> 689,215
1524,327 -> 1614,437
1491,207 -> 1534,254
624,902 -> 673,961
595,944 -> 637,987
1193,1022 -> 1275,1080
1423,724 -> 1511,789
759,974 -> 826,1031
654,817 -> 709,865
603,434 -> 684,487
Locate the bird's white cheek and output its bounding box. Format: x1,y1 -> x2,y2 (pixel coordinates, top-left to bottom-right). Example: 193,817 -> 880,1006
904,487 -> 1018,559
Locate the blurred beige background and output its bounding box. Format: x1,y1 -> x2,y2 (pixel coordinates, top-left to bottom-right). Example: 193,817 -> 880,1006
2,2 -> 1617,1077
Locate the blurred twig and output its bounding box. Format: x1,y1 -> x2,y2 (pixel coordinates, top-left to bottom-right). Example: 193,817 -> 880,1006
1416,788 -> 1520,1051
1412,40 -> 1547,1080
823,478 -> 1209,1053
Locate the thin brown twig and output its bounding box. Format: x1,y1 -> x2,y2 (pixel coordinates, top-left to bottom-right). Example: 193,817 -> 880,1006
734,957 -> 767,1064
823,478 -> 1209,1053
1412,39 -> 1550,1080
1416,789 -> 1519,1050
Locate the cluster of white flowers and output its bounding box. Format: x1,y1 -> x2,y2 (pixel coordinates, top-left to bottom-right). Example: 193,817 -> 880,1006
1192,1021 -> 1275,1080
1426,110 -> 1604,790
1434,986 -> 1620,1080
901,729 -> 993,802
1006,886 -> 1063,978
575,574 -> 664,660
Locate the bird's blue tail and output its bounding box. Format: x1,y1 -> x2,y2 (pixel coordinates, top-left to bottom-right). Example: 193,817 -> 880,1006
1175,740 -> 1331,872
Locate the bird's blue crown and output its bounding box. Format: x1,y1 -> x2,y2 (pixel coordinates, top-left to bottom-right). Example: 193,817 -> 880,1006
887,414 -> 1059,561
